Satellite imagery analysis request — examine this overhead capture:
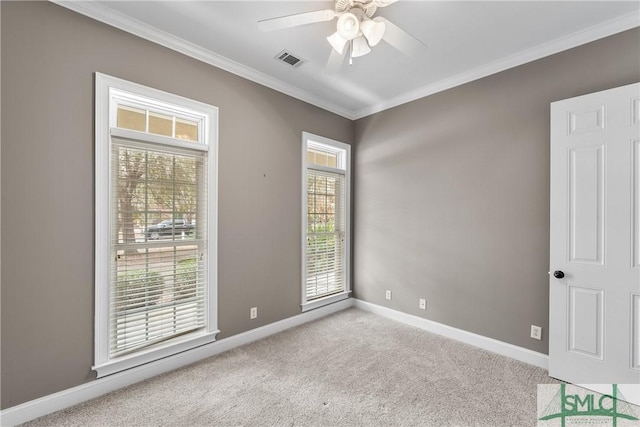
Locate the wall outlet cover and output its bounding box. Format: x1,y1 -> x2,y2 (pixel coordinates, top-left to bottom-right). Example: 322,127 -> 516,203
530,325 -> 542,340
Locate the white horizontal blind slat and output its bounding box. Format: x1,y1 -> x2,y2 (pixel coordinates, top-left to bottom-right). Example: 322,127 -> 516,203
306,169 -> 345,300
110,141 -> 207,357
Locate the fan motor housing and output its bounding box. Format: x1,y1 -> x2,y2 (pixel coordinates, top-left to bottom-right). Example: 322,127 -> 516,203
335,0 -> 377,18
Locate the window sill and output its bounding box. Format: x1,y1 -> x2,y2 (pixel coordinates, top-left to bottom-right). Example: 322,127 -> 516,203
93,330 -> 219,378
301,291 -> 351,313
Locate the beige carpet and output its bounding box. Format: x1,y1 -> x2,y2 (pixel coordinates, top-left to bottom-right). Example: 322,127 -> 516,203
23,308 -> 558,426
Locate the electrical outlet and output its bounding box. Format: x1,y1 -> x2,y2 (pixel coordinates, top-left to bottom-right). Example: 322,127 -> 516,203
530,325 -> 542,340
250,307 -> 257,319
419,299 -> 426,310
385,290 -> 392,300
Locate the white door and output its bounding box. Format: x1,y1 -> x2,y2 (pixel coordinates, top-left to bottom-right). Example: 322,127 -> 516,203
550,83 -> 640,403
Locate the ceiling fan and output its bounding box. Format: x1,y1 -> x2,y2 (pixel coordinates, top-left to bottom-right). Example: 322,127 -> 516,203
258,0 -> 426,64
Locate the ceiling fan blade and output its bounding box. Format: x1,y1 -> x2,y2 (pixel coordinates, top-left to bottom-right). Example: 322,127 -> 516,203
378,17 -> 428,57
258,10 -> 336,32
372,0 -> 399,7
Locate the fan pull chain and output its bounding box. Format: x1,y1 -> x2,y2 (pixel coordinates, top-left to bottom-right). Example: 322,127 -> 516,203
349,40 -> 353,66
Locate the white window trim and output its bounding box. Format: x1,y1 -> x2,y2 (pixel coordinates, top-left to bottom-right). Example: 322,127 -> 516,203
94,73 -> 219,377
301,132 -> 351,312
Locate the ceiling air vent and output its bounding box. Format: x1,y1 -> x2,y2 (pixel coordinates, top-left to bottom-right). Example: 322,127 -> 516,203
275,50 -> 304,67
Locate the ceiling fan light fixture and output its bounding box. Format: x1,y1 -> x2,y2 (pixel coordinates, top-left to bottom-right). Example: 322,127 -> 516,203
327,32 -> 348,55
351,35 -> 371,58
336,12 -> 360,40
361,17 -> 385,47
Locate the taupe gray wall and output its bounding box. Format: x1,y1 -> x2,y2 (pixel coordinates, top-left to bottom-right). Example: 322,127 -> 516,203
354,28 -> 640,354
0,2 -> 353,408
2,0 -> 639,412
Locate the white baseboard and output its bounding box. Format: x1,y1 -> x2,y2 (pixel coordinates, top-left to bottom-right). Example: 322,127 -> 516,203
1,298 -> 548,426
353,299 -> 549,370
0,298 -> 353,427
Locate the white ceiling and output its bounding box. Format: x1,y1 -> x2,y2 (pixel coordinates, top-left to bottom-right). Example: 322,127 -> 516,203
57,1 -> 640,119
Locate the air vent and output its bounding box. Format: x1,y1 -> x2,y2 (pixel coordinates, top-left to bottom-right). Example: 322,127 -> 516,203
275,50 -> 304,67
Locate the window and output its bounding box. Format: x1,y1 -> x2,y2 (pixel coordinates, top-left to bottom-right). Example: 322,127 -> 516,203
302,132 -> 351,312
94,73 -> 218,377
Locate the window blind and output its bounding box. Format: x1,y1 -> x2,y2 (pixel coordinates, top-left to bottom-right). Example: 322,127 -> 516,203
306,169 -> 345,300
110,140 -> 208,357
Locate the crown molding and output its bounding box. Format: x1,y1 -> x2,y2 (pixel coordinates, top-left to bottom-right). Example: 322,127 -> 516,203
52,1 -> 637,121
352,10 -> 640,119
51,0 -> 356,120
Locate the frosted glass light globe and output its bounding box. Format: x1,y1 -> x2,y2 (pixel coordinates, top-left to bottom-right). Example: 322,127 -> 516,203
336,12 -> 360,40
